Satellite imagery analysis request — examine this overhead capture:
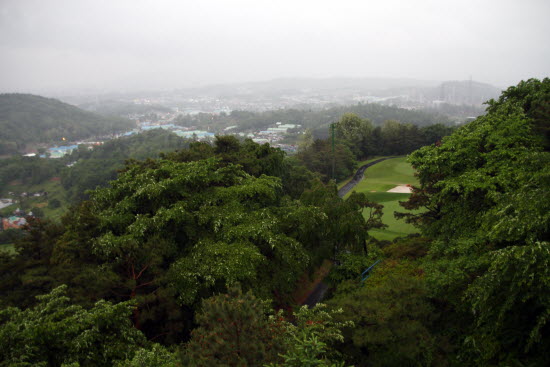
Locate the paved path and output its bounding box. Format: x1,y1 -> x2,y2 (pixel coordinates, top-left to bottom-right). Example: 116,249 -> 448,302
302,157 -> 395,307
337,157 -> 394,198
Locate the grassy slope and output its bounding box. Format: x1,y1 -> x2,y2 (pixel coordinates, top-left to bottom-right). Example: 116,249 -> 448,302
345,157 -> 421,241
0,179 -> 70,222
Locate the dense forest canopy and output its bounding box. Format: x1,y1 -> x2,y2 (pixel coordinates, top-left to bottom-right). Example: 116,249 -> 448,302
0,135 -> 380,365
61,129 -> 192,202
398,77 -> 550,365
0,78 -> 548,367
0,94 -> 135,154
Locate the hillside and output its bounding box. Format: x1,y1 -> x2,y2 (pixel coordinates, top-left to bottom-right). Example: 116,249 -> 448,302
0,94 -> 135,154
176,102 -> 453,137
78,99 -> 172,117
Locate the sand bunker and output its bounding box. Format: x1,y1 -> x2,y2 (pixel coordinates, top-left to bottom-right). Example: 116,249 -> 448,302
387,185 -> 413,193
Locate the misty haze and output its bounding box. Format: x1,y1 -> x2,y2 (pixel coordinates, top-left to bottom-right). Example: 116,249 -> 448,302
0,1 -> 548,366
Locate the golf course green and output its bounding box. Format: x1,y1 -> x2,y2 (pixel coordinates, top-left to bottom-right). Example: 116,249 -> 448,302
344,157 -> 421,241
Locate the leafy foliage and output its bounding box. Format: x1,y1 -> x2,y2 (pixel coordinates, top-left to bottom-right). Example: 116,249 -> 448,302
0,285 -> 147,367
300,181 -> 385,258
328,259 -> 435,367
399,78 -> 550,364
114,344 -> 179,367
463,241 -> 550,364
297,113 -> 454,178
184,285 -> 351,367
51,154 -> 340,341
0,218 -> 65,309
296,139 -> 356,183
61,129 -> 191,202
183,284 -> 286,366
486,77 -> 550,150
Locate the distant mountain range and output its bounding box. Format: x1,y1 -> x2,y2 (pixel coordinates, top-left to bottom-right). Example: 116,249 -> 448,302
54,77 -> 503,110
0,94 -> 134,154
171,77 -> 502,104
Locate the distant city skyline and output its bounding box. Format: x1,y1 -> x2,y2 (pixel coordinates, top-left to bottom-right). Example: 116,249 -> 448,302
1,0 -> 548,94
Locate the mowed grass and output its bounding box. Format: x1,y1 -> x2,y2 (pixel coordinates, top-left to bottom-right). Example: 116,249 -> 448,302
337,156 -> 384,189
350,156 -> 418,193
345,157 -> 421,241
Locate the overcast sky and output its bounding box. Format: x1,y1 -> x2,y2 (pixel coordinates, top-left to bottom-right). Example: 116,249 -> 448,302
0,0 -> 548,93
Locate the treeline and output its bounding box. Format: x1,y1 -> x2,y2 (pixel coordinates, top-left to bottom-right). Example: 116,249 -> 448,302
297,116 -> 455,182
0,156 -> 64,188
0,94 -> 134,154
61,129 -> 191,202
175,102 -> 453,133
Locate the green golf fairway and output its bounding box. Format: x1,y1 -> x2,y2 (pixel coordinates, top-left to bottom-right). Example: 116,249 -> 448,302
345,157 -> 421,241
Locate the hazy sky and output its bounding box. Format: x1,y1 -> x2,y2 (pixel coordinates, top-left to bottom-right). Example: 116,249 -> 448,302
0,0 -> 548,93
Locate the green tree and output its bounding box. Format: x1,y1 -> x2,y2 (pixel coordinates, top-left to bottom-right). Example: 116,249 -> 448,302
298,128 -> 315,152
183,284 -> 286,366
335,113 -> 373,159
0,218 -> 64,309
398,78 -> 550,365
115,345 -> 178,367
486,77 -> 550,150
30,206 -> 44,218
328,260 -> 435,367
184,285 -> 351,367
0,285 -> 148,367
273,304 -> 353,367
300,180 -> 385,258
296,140 -> 356,183
54,156 -> 322,341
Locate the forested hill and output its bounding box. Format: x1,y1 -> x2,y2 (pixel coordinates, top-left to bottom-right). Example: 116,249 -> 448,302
0,94 -> 135,154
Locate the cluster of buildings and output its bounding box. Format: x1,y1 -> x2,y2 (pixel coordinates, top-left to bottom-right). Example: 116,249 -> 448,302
1,208 -> 31,230
258,123 -> 301,136
20,108 -> 303,161
136,122 -> 216,140
0,191 -> 46,230
255,123 -> 300,139
250,122 -> 300,153
0,199 -> 14,210
23,141 -> 104,159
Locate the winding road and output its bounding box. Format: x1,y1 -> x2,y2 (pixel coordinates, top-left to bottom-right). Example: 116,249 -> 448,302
302,157 -> 395,307
337,157 -> 394,198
